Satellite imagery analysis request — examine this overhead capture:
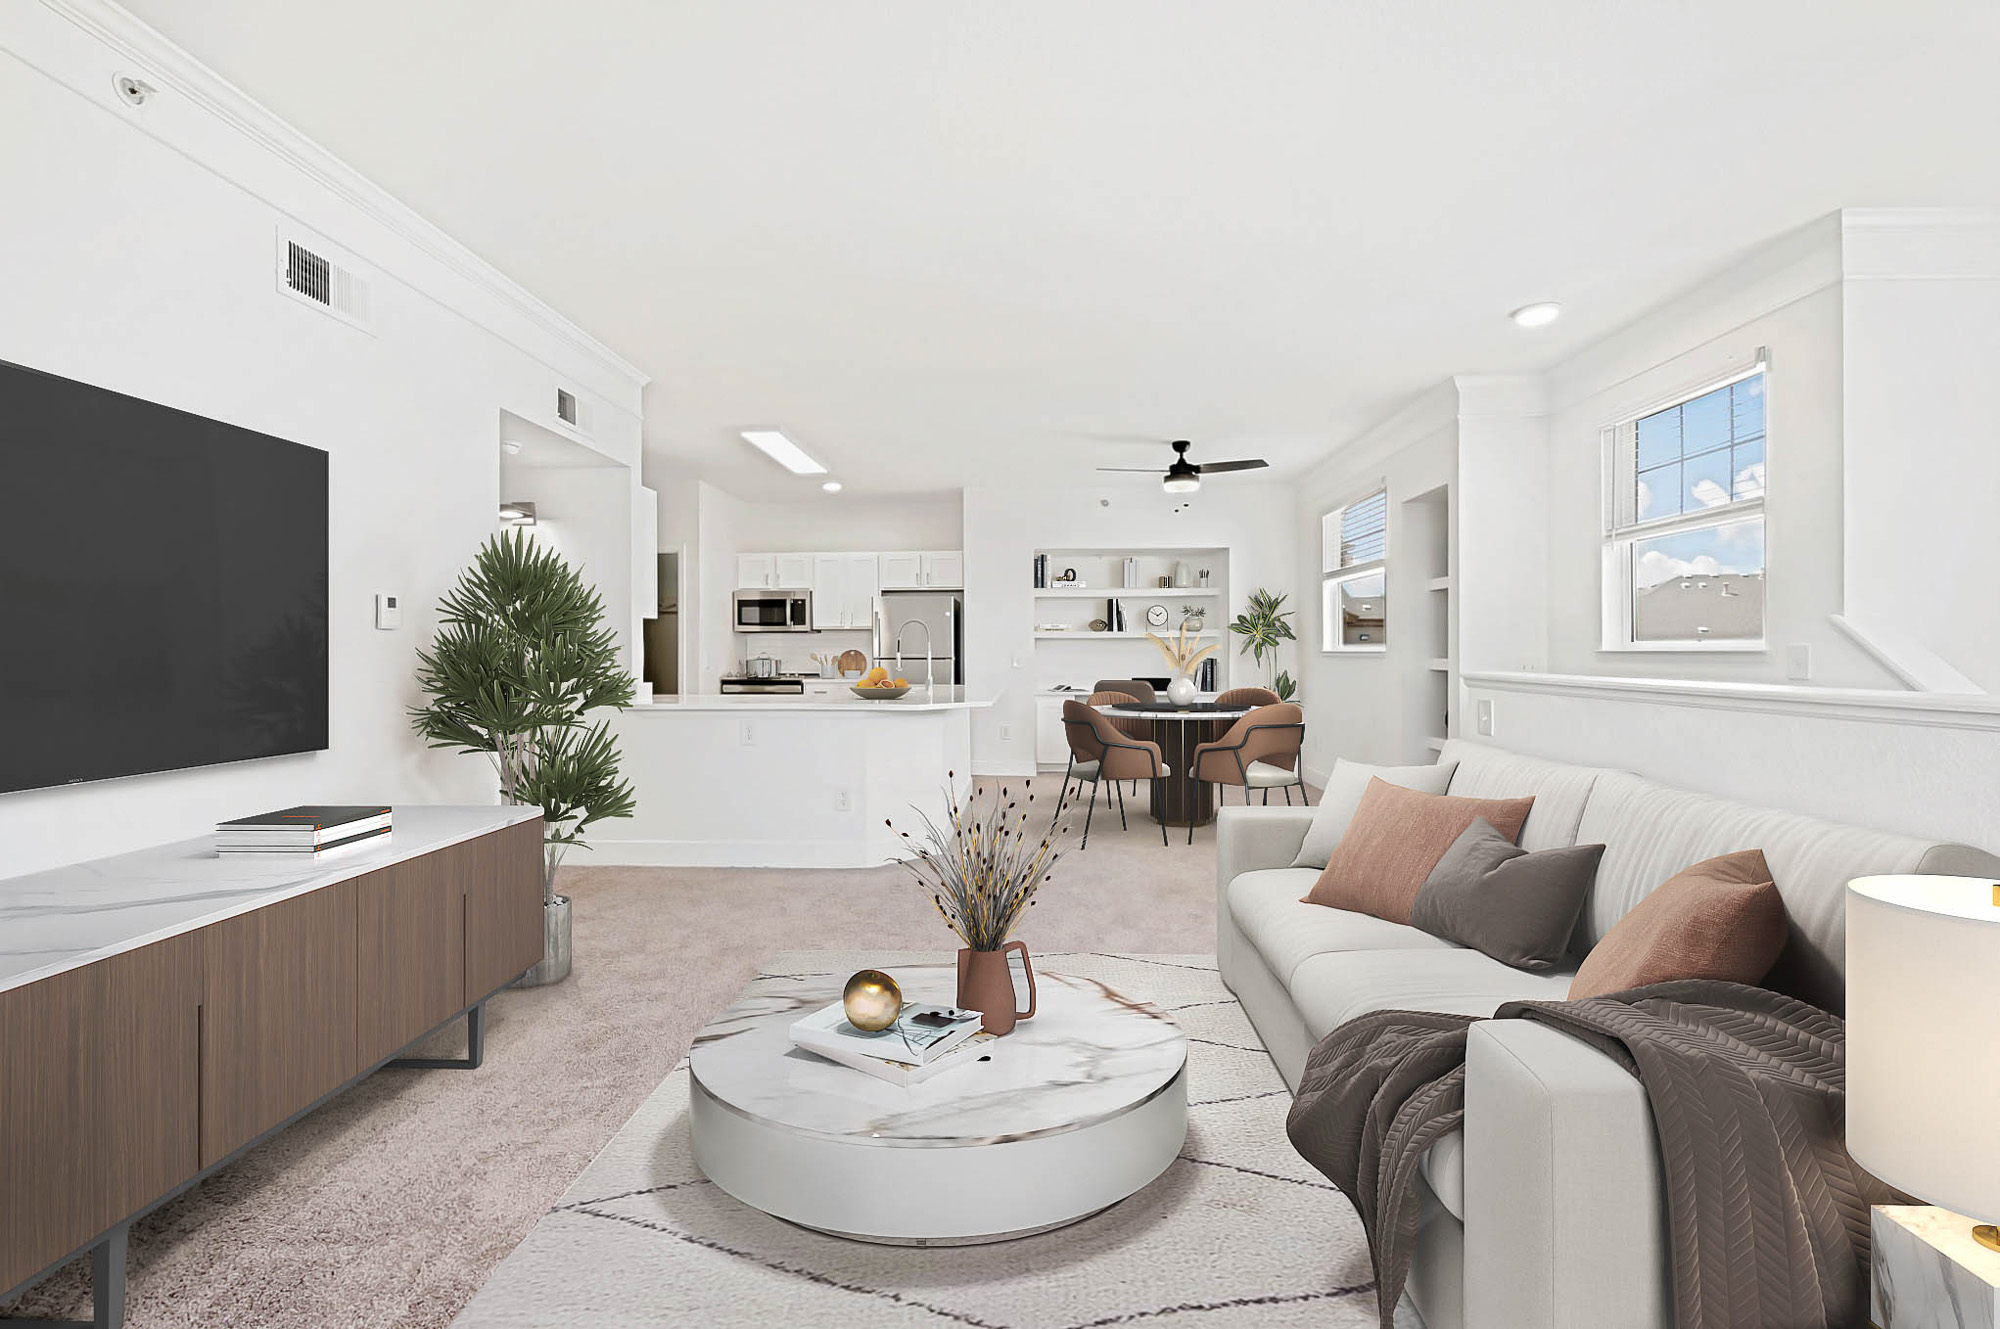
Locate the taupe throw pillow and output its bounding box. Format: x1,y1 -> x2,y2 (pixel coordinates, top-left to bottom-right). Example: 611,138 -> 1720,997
1290,758 -> 1458,869
1410,819 -> 1605,971
1567,849 -> 1787,999
1303,779 -> 1536,925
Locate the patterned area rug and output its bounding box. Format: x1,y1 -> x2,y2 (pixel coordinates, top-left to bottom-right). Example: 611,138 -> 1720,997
450,952 -> 1390,1328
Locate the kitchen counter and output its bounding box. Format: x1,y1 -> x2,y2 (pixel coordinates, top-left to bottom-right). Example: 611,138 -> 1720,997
629,686 -> 993,713
598,689 -> 990,869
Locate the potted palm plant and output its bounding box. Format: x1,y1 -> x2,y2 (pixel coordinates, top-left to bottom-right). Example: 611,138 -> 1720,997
409,529 -> 636,985
1228,588 -> 1297,698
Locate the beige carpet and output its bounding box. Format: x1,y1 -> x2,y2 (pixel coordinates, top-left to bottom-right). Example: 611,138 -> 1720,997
6,778 -> 1302,1328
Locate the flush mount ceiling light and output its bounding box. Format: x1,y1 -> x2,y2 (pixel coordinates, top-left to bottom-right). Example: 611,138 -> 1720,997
499,501 -> 536,526
501,439 -> 523,456
739,429 -> 826,475
821,480 -> 843,493
1510,301 -> 1562,328
1162,464 -> 1201,494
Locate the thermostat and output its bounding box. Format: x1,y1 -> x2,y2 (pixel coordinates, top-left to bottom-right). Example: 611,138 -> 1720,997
375,593 -> 402,630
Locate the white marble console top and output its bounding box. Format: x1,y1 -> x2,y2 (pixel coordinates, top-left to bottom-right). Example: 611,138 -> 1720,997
688,958 -> 1187,1147
627,686 -> 995,714
0,804 -> 540,994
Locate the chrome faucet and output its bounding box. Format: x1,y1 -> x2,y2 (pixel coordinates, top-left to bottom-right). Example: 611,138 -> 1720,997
893,618 -> 934,689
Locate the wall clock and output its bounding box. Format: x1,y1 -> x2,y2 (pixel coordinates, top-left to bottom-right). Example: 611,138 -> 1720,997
1145,604 -> 1169,628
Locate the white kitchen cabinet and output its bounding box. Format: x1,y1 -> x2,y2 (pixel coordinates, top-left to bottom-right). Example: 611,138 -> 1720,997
877,551 -> 924,589
813,553 -> 879,630
879,550 -> 963,589
921,551 -> 964,589
1035,696 -> 1069,765
774,554 -> 814,588
737,554 -> 776,589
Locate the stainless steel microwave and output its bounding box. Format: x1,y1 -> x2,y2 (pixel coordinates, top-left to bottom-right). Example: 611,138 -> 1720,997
732,588 -> 813,632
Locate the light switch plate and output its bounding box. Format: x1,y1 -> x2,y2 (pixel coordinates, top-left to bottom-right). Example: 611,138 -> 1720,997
1476,698 -> 1495,737
374,593 -> 401,630
1786,644 -> 1813,681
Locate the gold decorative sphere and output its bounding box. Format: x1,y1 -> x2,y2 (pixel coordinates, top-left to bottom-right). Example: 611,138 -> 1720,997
842,969 -> 903,1031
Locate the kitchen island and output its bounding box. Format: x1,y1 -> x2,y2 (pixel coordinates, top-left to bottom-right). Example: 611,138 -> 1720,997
596,687 -> 997,868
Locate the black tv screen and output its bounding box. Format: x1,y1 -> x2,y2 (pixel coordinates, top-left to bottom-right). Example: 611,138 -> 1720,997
0,360 -> 329,794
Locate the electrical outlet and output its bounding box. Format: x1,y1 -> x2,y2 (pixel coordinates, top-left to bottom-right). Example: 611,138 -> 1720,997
1476,698 -> 1495,737
999,722 -> 1013,741
834,787 -> 851,812
739,721 -> 756,747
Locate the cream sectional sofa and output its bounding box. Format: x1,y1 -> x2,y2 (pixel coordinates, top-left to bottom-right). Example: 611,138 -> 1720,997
1216,738 -> 2000,1329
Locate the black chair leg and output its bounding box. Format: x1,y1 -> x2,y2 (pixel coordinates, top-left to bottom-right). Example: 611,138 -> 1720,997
1115,779 -> 1128,830
1283,783 -> 1294,805
1081,779 -> 1097,849
1262,788 -> 1270,805
1160,779 -> 1171,847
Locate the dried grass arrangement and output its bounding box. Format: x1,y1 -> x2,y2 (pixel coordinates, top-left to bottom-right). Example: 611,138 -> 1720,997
1145,619 -> 1217,678
889,774 -> 1080,952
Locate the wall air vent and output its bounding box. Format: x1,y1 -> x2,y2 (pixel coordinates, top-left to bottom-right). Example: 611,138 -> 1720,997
555,386 -> 591,435
275,229 -> 372,332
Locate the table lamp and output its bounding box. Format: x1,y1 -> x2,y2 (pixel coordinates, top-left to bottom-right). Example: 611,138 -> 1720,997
1847,874 -> 2000,1325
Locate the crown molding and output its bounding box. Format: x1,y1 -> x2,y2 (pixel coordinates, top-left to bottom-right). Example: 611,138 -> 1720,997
36,0 -> 650,398
1841,207 -> 2000,281
1462,669 -> 2000,732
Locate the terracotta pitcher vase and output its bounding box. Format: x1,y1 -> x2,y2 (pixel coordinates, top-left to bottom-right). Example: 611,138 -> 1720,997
957,940 -> 1037,1036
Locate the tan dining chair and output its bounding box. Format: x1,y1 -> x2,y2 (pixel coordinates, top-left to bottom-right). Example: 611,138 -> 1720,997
1214,686 -> 1280,708
1061,699 -> 1171,848
1087,687 -> 1150,796
1189,702 -> 1306,843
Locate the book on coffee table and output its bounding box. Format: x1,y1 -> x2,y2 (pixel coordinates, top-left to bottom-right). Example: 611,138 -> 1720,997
789,1000 -> 988,1084
795,1029 -> 999,1086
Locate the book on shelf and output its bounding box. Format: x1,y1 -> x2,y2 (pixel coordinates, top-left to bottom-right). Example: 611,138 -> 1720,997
216,825 -> 392,855
1033,552 -> 1048,588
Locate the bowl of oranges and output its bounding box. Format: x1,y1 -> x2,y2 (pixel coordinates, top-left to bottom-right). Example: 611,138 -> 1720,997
851,667 -> 913,700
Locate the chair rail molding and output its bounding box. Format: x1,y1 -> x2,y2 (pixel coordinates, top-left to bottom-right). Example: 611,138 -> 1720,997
1461,669 -> 2000,732
22,0 -> 649,417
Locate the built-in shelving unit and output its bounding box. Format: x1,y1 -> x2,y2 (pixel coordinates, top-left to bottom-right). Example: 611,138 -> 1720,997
1031,546 -> 1231,768
1403,487 -> 1454,759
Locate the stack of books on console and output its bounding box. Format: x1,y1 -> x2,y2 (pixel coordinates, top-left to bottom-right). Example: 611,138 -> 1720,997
215,805 -> 392,855
789,1001 -> 990,1086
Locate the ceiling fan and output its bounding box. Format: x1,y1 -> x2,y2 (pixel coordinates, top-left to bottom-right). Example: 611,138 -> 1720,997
1097,439 -> 1270,494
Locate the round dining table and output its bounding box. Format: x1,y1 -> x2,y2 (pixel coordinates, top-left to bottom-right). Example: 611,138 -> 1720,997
1103,700 -> 1252,829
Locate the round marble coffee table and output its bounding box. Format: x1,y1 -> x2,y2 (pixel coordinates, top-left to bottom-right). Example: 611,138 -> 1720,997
688,961 -> 1187,1245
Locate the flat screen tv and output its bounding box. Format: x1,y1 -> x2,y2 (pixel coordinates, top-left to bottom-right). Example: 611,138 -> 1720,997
0,359 -> 329,795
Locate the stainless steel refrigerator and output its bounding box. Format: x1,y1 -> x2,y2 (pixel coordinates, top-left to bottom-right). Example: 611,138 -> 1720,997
874,591 -> 962,684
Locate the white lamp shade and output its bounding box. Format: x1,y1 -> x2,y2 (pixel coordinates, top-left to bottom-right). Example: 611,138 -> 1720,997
1846,874 -> 2000,1224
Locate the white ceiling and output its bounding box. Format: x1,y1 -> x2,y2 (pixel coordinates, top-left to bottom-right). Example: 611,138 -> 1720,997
122,0 -> 2000,500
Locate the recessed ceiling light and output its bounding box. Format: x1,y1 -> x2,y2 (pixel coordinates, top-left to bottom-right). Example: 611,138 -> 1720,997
498,501 -> 536,525
822,480 -> 842,493
501,439 -> 523,456
1510,301 -> 1562,328
739,429 -> 826,475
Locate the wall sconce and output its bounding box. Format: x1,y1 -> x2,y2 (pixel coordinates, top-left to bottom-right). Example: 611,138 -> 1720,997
499,501 -> 537,526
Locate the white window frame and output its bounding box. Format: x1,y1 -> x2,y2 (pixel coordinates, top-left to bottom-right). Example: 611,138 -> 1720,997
1599,355 -> 1769,653
1322,487 -> 1388,655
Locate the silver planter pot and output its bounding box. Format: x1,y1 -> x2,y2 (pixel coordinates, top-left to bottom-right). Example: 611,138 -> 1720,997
517,894 -> 573,987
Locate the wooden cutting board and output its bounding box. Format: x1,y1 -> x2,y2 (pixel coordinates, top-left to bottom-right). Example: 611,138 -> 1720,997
837,648 -> 869,674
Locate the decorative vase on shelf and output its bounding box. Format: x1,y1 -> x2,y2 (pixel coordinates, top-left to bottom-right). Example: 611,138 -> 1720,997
957,941 -> 1037,1036
1167,672 -> 1198,706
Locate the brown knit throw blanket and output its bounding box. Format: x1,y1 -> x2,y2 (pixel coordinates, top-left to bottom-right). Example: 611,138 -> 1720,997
1285,981 -> 1898,1329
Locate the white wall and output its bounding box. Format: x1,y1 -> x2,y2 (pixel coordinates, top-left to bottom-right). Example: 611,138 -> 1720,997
0,6 -> 644,877
1290,384 -> 1458,778
503,461 -> 634,672
732,493 -> 963,552
694,481 -> 747,693
1840,209 -> 2000,692
965,482 -> 1297,776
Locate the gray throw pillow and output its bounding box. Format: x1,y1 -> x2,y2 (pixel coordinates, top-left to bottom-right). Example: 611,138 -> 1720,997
1290,758 -> 1457,868
1410,819 -> 1605,971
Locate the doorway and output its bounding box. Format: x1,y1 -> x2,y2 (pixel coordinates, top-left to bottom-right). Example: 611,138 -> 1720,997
643,549 -> 683,695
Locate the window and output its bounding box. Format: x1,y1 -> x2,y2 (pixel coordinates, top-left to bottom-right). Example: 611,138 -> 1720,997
1322,488 -> 1387,651
1603,362 -> 1766,648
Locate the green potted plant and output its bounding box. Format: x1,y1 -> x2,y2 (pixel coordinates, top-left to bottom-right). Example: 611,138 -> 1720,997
409,529 -> 636,986
1228,588 -> 1297,697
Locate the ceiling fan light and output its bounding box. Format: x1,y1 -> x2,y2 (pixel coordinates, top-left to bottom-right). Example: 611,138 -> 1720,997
1163,472 -> 1200,494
